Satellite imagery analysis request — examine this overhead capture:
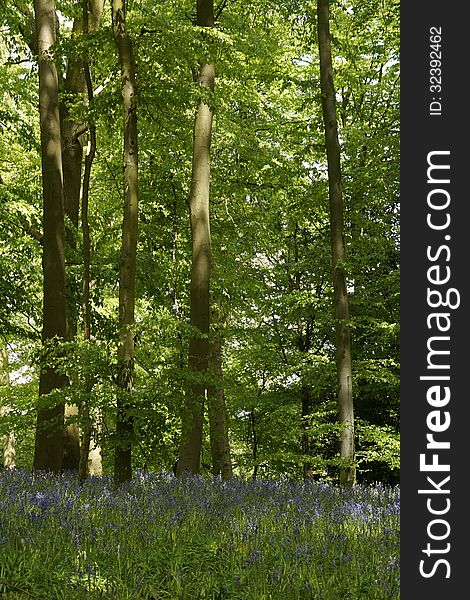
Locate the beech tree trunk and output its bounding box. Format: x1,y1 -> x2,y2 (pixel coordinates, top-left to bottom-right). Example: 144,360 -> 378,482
33,0 -> 68,473
78,112 -> 97,482
250,408 -> 258,480
317,0 -> 355,486
17,4 -> 79,475
1,345 -> 15,469
112,0 -> 139,486
301,384 -> 314,480
78,0 -> 101,480
87,438 -> 102,475
61,0 -> 104,472
61,14 -> 86,473
176,0 -> 215,477
208,313 -> 232,479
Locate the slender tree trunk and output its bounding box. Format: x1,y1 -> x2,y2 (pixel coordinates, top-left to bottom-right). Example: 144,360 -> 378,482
60,15 -> 85,473
176,0 -> 215,477
208,313 -> 232,479
33,0 -> 68,472
87,437 -> 102,475
317,0 -> 355,486
62,408 -> 80,470
61,0 -> 104,471
78,113 -> 96,482
112,0 -> 139,487
78,161 -> 92,481
301,385 -> 314,480
1,345 -> 15,469
78,1 -> 101,479
250,408 -> 258,480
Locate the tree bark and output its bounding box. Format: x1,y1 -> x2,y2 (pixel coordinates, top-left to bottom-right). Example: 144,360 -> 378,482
87,436 -> 102,475
33,0 -> 68,473
61,0 -> 104,472
176,0 -> 215,477
208,312 -> 232,479
78,0 -> 101,480
1,345 -> 15,469
250,408 -> 258,480
60,14 -> 86,473
78,101 -> 95,482
317,0 -> 355,486
301,384 -> 314,480
112,0 -> 139,487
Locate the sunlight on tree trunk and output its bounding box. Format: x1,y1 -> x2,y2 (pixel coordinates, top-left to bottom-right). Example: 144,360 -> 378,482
63,404 -> 80,471
177,0 -> 215,477
77,0 -> 103,483
87,425 -> 102,476
60,14 -> 86,474
1,345 -> 15,469
112,0 -> 139,486
317,0 -> 355,486
208,311 -> 232,479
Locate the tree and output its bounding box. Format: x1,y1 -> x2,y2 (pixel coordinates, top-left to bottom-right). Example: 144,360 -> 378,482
176,0 -> 215,476
317,0 -> 355,486
61,0 -> 105,472
208,310 -> 232,478
1,344 -> 15,469
33,0 -> 68,473
112,0 -> 139,486
78,0 -> 102,481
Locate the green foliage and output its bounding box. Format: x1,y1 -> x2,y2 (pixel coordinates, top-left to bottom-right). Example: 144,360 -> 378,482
0,470 -> 400,599
0,0 -> 399,482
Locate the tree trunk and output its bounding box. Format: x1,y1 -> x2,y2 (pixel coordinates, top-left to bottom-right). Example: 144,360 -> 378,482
112,0 -> 139,487
62,405 -> 80,470
250,409 -> 258,480
208,313 -> 232,479
317,0 -> 355,486
33,0 -> 68,473
1,345 -> 15,469
78,5 -> 101,479
88,435 -> 102,475
78,117 -> 96,482
60,15 -> 85,473
301,384 -> 314,480
61,0 -> 104,471
176,0 -> 215,477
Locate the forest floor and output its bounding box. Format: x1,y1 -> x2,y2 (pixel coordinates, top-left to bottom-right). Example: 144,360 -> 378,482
0,469 -> 399,599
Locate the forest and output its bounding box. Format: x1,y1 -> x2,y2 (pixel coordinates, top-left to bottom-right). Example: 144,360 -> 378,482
0,0 -> 399,596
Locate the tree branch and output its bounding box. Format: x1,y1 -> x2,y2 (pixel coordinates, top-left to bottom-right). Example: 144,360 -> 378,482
215,0 -> 230,20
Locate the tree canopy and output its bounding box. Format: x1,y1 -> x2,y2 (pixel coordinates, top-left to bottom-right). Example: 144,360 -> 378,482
0,0 -> 399,485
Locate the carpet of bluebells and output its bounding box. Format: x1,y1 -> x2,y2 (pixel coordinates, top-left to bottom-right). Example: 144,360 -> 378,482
0,469 -> 399,599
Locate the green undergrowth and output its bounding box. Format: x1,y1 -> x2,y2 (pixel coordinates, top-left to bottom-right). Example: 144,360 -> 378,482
0,470 -> 399,599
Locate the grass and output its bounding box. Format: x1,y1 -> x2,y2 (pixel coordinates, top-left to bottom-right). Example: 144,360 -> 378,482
0,469 -> 399,599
